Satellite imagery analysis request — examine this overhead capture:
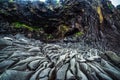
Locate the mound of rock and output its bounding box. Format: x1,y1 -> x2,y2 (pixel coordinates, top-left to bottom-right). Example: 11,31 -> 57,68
0,34 -> 120,80
0,0 -> 120,53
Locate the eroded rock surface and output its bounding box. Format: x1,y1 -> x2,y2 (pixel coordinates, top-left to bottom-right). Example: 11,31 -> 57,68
0,34 -> 120,80
0,0 -> 120,53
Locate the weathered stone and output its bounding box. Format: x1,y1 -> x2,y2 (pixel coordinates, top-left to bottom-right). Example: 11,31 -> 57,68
105,51 -> 120,64
0,38 -> 12,46
28,47 -> 40,52
0,60 -> 14,70
28,60 -> 40,70
38,68 -> 51,78
56,63 -> 69,80
0,70 -> 33,80
66,70 -> 75,80
10,51 -> 32,58
0,33 -> 120,80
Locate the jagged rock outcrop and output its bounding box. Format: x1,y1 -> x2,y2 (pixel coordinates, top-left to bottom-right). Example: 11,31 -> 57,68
117,5 -> 120,10
0,1 -> 120,79
0,0 -> 120,50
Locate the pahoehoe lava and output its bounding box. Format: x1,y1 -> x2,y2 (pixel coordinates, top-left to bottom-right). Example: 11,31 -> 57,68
0,0 -> 120,80
0,34 -> 120,80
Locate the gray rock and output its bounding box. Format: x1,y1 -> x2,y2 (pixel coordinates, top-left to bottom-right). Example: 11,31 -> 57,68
16,56 -> 42,65
56,63 -> 69,80
19,38 -> 29,44
101,59 -> 120,80
10,51 -> 32,58
28,47 -> 40,52
48,67 -> 56,79
76,62 -> 88,80
0,70 -> 33,80
70,58 -> 76,74
0,38 -> 12,46
28,60 -> 40,70
66,70 -> 75,80
15,34 -> 25,40
79,63 -> 95,80
105,51 -> 120,64
12,63 -> 28,71
3,37 -> 13,41
30,69 -> 42,80
0,60 -> 14,70
0,34 -> 120,80
30,62 -> 48,80
39,77 -> 48,80
39,68 -> 51,78
88,63 -> 113,80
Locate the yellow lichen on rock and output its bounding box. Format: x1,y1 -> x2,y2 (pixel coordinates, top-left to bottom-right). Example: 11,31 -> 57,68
97,6 -> 103,23
57,24 -> 69,38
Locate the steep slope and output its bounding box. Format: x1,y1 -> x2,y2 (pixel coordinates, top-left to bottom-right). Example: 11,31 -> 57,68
0,0 -> 120,80
0,0 -> 120,52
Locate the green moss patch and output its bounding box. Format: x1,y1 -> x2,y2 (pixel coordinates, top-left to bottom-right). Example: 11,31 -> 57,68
75,31 -> 84,37
12,22 -> 41,31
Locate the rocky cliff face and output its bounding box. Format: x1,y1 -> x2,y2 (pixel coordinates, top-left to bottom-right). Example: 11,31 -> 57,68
0,0 -> 120,80
0,0 -> 120,53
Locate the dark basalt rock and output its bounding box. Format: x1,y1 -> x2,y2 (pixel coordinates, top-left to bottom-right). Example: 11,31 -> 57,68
0,0 -> 120,54
0,1 -> 120,80
117,5 -> 120,10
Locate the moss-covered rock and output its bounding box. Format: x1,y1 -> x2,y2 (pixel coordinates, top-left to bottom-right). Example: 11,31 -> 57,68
12,22 -> 41,31
0,0 -> 120,53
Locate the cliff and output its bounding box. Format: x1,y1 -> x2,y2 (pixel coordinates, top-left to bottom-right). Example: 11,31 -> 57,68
0,0 -> 120,52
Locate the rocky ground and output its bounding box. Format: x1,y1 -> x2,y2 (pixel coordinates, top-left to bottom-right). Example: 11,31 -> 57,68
0,0 -> 120,53
0,33 -> 120,80
0,0 -> 120,80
